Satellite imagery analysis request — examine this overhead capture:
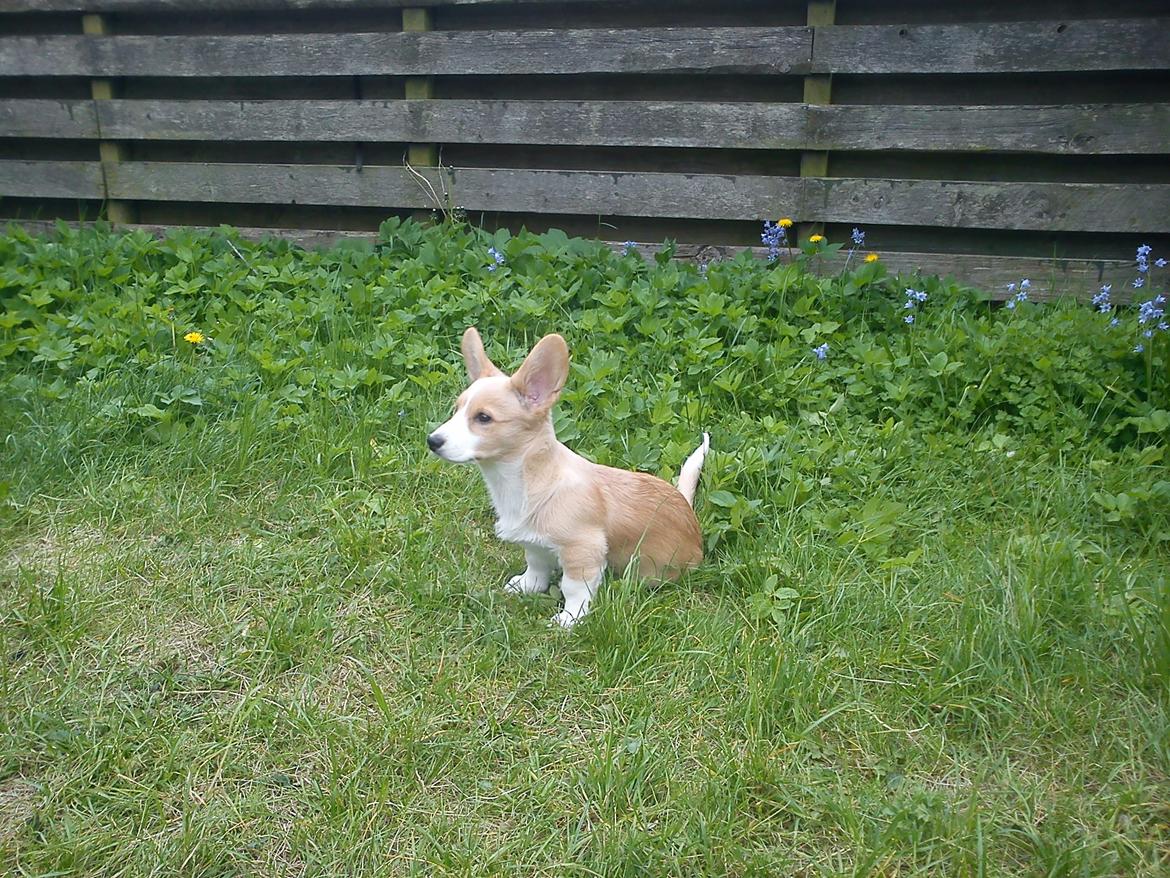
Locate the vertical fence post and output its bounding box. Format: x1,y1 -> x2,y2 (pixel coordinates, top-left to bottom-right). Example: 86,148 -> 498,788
799,0 -> 835,242
81,13 -> 135,225
402,8 -> 441,220
402,8 -> 438,169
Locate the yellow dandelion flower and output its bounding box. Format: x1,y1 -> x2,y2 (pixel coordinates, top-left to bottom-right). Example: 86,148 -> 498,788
778,218 -> 794,229
809,234 -> 825,244
183,331 -> 205,344
865,253 -> 880,263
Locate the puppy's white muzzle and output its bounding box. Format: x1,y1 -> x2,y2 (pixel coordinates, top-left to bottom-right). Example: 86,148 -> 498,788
427,409 -> 479,463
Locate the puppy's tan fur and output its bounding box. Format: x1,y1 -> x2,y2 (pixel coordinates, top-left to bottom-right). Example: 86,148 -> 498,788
427,327 -> 708,626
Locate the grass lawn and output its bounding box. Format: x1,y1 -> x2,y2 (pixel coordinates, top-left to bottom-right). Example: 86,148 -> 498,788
1,222 -> 1168,876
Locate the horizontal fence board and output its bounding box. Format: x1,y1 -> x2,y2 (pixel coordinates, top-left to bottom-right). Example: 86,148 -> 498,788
810,178 -> 1170,233
0,160 -> 104,198
97,162 -> 1170,232
96,99 -> 808,150
2,218 -> 1138,302
104,162 -> 805,219
89,99 -> 1170,156
0,0 -> 619,9
0,99 -> 98,138
0,28 -> 811,78
815,20 -> 1170,74
6,21 -> 1162,78
809,103 -> 1170,155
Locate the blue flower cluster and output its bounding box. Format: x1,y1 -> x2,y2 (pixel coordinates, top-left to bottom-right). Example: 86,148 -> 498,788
1004,279 -> 1031,309
1137,296 -> 1166,332
903,287 -> 927,324
1137,244 -> 1152,274
622,241 -> 638,255
486,246 -> 505,272
851,227 -> 866,247
1092,283 -> 1112,313
761,221 -> 787,262
1129,244 -> 1167,353
1092,284 -> 1122,326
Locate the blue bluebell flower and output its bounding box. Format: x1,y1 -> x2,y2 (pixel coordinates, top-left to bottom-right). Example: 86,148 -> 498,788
1092,284 -> 1112,313
1132,291 -> 1168,347
1157,258 -> 1168,268
1110,317 -> 1121,327
901,288 -> 927,324
851,227 -> 866,247
1134,344 -> 1145,353
1005,280 -> 1029,307
1137,293 -> 1165,326
487,246 -> 505,271
812,343 -> 829,361
1134,277 -> 1145,289
761,221 -> 787,262
1136,244 -> 1152,275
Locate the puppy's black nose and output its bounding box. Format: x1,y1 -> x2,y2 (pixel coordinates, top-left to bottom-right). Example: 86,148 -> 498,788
427,433 -> 445,452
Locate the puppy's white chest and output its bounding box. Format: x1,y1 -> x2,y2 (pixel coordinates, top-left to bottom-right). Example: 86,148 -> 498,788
478,461 -> 553,548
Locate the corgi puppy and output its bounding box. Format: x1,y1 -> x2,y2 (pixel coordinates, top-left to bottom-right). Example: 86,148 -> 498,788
427,327 -> 710,627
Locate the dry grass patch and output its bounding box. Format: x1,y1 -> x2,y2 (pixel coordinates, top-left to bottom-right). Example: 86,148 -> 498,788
0,523 -> 107,579
0,777 -> 38,848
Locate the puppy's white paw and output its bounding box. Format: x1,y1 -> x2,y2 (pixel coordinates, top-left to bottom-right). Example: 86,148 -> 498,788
505,570 -> 549,595
551,602 -> 591,628
551,609 -> 579,628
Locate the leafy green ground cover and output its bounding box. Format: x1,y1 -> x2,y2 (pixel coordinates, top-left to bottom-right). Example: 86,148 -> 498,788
1,220 -> 1168,876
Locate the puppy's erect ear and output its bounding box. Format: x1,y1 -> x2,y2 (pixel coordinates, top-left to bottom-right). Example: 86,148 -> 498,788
511,333 -> 570,412
461,326 -> 502,381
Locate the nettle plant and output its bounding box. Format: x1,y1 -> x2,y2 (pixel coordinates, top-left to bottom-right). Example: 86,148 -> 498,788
0,218 -> 1167,551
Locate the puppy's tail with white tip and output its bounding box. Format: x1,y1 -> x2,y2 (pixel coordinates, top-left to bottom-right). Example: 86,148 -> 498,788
676,432 -> 710,508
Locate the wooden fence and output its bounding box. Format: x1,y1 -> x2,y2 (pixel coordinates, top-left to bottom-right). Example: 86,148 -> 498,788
1,0 -> 1169,297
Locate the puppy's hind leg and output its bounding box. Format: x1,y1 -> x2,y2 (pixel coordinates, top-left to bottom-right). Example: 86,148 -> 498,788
505,544 -> 556,595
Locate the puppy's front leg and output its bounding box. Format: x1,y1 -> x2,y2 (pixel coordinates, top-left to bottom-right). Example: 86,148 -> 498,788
552,538 -> 606,627
505,544 -> 556,595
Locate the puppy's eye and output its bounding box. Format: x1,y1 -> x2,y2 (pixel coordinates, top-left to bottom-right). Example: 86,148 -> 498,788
474,411 -> 493,424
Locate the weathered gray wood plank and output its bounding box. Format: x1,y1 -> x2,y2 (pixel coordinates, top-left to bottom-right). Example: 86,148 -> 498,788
96,99 -> 810,149
93,99 -> 1170,156
0,160 -> 105,199
0,100 -> 99,139
808,177 -> 1170,234
0,0 -> 622,9
99,162 -> 1170,232
809,104 -> 1170,155
815,20 -> 1170,74
0,28 -> 811,77
3,217 -> 1136,302
104,162 -> 805,219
